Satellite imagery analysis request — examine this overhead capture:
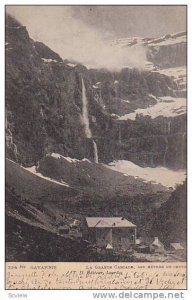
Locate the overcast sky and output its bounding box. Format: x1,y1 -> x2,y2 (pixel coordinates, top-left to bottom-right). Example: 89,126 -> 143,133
6,6 -> 186,69
72,6 -> 186,38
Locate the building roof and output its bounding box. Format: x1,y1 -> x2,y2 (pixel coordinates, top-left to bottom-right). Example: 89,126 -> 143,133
86,217 -> 136,228
170,243 -> 184,250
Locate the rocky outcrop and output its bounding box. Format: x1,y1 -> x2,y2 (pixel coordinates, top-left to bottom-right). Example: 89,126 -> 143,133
98,114 -> 186,169
147,32 -> 186,68
152,180 -> 187,246
148,42 -> 186,68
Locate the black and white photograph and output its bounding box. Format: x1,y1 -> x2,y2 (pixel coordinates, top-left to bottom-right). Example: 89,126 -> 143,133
5,5 -> 187,267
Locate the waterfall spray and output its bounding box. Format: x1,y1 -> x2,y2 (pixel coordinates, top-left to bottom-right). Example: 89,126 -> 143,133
93,140 -> 99,163
81,77 -> 99,163
81,78 -> 92,138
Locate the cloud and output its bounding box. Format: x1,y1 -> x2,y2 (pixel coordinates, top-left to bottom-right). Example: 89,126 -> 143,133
6,6 -> 147,70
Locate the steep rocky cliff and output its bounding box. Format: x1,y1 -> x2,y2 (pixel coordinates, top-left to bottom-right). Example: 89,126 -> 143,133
6,15 -> 186,169
147,32 -> 186,69
6,15 -> 93,165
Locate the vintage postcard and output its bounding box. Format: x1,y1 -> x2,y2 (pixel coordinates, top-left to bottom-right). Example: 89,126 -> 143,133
5,5 -> 187,290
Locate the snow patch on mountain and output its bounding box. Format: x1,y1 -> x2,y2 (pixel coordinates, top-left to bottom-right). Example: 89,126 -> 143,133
118,96 -> 186,120
110,37 -> 148,48
82,158 -> 91,163
23,165 -> 70,187
41,58 -> 58,63
66,62 -> 76,67
63,157 -> 79,163
111,113 -> 119,118
153,66 -> 186,89
49,153 -> 91,164
106,160 -> 186,188
50,153 -> 61,159
121,99 -> 130,104
148,32 -> 186,47
93,82 -> 101,89
49,153 -> 79,163
153,66 -> 186,78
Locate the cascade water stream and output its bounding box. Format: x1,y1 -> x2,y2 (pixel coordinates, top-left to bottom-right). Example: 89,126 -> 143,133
81,78 -> 99,163
93,140 -> 99,164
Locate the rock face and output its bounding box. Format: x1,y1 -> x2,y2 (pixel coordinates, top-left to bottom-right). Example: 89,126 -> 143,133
147,32 -> 187,68
152,180 -> 187,246
6,15 -> 186,169
99,115 -> 186,169
6,15 -> 92,165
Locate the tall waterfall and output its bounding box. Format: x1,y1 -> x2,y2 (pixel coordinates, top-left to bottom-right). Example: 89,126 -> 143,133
81,78 -> 92,138
93,140 -> 99,164
81,78 -> 99,163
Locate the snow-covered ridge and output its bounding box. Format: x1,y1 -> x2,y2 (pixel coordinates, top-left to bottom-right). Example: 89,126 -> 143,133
109,32 -> 186,71
118,96 -> 186,120
110,36 -> 149,47
49,153 -> 91,163
50,153 -> 79,163
148,32 -> 186,47
66,62 -> 76,68
110,31 -> 186,48
106,160 -> 186,188
6,158 -> 70,187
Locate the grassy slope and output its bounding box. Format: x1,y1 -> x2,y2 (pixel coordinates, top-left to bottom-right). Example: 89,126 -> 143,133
6,157 -> 170,237
6,157 -> 169,215
38,155 -> 167,197
6,159 -> 78,204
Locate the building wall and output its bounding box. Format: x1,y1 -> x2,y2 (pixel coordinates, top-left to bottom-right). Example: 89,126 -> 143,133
96,228 -> 112,247
112,228 -> 135,250
95,227 -> 136,249
85,228 -> 96,243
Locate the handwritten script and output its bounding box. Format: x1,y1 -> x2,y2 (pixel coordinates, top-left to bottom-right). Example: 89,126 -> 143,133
6,262 -> 186,290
